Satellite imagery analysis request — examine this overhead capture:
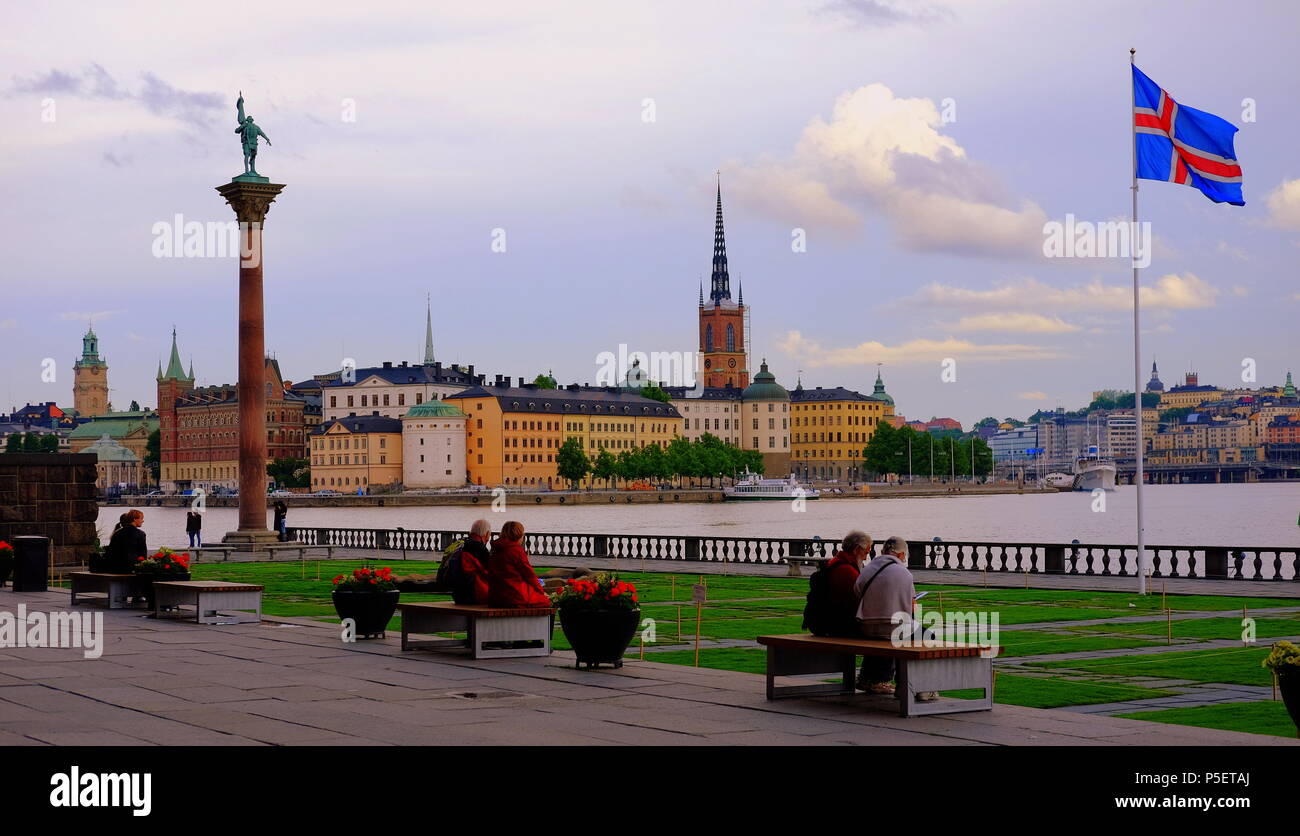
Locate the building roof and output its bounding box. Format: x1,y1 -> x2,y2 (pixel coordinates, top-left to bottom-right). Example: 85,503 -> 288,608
662,385 -> 743,402
446,384 -> 681,418
403,400 -> 467,420
788,385 -> 871,404
314,413 -> 404,435
159,329 -> 193,382
319,361 -> 483,389
870,368 -> 894,405
67,412 -> 157,440
85,434 -> 139,462
741,360 -> 789,401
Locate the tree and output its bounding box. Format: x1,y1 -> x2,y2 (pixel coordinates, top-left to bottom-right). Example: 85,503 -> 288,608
862,420 -> 900,475
974,416 -> 1000,429
144,429 -> 161,481
592,449 -> 617,489
129,400 -> 141,412
639,382 -> 671,403
267,458 -> 310,488
1159,406 -> 1194,424
1002,417 -> 1025,428
555,437 -> 589,488
22,433 -> 42,453
740,448 -> 765,475
532,373 -> 557,390
40,433 -> 59,453
4,434 -> 21,453
665,437 -> 697,486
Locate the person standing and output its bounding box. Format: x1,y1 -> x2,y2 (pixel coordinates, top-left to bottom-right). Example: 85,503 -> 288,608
185,509 -> 203,549
273,501 -> 288,541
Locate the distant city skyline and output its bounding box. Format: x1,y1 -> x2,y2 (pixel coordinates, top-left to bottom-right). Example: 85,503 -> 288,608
4,1 -> 1298,428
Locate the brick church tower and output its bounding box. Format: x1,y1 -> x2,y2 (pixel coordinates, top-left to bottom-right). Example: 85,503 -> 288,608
155,329 -> 195,488
72,326 -> 109,416
698,181 -> 748,388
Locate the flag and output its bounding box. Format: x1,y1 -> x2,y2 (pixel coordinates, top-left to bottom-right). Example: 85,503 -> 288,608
1132,65 -> 1244,205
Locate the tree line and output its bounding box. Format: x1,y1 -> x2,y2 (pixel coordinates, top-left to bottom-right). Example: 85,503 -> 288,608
556,432 -> 765,489
861,421 -> 994,478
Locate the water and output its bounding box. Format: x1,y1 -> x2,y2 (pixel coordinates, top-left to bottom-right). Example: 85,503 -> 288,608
100,483 -> 1300,547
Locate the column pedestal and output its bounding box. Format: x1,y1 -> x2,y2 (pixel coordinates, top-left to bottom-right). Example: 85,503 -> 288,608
214,178 -> 286,545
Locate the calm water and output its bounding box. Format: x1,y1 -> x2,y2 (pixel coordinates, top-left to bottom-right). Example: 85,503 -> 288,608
100,483 -> 1300,547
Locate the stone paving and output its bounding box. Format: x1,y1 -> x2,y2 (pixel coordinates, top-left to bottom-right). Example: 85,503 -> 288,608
1,588 -> 1295,746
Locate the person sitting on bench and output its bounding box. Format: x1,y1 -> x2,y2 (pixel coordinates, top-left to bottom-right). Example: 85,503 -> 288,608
855,536 -> 936,701
486,521 -> 550,608
457,519 -> 493,604
822,531 -> 878,690
97,509 -> 148,574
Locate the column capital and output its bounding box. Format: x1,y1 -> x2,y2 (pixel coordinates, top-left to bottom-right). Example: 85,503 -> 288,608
215,180 -> 286,224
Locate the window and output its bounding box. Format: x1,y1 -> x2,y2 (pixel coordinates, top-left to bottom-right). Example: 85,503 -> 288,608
705,324 -> 713,353
347,396 -> 354,408
383,395 -> 390,406
330,396 -> 337,408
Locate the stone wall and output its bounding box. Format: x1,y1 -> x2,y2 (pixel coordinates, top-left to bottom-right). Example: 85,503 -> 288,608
0,453 -> 99,567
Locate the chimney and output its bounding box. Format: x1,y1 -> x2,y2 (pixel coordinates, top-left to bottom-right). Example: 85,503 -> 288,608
382,361 -> 392,369
466,365 -> 474,376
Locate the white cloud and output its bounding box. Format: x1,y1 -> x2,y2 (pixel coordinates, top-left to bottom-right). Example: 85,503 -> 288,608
777,330 -> 1063,367
727,83 -> 1047,256
945,313 -> 1081,334
1264,178 -> 1300,228
1018,391 -> 1049,400
912,272 -> 1219,312
1216,241 -> 1249,261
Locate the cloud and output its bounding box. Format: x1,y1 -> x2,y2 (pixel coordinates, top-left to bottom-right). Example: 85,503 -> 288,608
946,313 -> 1082,334
8,64 -> 221,128
1216,241 -> 1249,261
1264,178 -> 1300,228
777,330 -> 1063,367
1018,391 -> 1049,400
816,0 -> 952,28
0,319 -> 15,330
58,310 -> 124,322
912,272 -> 1219,312
726,84 -> 1046,257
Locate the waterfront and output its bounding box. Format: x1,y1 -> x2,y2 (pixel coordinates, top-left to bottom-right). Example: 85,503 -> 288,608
101,482 -> 1300,548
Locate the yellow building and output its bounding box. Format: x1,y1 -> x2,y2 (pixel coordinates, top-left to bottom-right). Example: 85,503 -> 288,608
1159,372 -> 1225,410
310,413 -> 403,493
72,326 -> 110,417
789,372 -> 895,481
447,382 -> 682,488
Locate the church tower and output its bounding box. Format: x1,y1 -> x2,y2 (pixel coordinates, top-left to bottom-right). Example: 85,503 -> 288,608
72,325 -> 109,416
156,329 -> 196,488
697,181 -> 749,388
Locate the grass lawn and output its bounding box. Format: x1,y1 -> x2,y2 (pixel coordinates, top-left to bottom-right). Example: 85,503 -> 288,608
1066,617 -> 1300,642
1035,646 -> 1276,687
1115,701 -> 1299,739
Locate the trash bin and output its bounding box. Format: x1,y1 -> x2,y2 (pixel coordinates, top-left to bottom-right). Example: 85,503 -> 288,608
12,536 -> 50,593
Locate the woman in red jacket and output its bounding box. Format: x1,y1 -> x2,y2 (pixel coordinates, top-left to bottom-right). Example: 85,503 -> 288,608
486,521 -> 550,608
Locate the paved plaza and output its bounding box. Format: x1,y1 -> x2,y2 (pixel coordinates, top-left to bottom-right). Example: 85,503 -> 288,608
1,588 -> 1295,746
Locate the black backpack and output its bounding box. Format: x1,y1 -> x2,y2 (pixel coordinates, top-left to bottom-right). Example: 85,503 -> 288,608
436,539 -> 481,605
802,557 -> 892,637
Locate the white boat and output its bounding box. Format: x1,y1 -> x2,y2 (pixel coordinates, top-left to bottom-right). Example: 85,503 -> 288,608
1042,472 -> 1074,490
1071,447 -> 1117,491
724,472 -> 820,501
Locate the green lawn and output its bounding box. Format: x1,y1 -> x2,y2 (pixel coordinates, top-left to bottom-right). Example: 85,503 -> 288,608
1035,646 -> 1276,687
1067,617 -> 1300,642
1116,701 -> 1299,739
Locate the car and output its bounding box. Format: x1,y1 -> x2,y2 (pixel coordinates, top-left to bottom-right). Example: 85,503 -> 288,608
314,489 -> 340,496
270,489 -> 295,497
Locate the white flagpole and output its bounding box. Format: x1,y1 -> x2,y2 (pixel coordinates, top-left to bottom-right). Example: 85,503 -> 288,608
1131,47 -> 1147,595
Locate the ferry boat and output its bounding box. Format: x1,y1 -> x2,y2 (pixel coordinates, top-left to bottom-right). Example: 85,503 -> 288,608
1071,447 -> 1117,492
724,472 -> 821,501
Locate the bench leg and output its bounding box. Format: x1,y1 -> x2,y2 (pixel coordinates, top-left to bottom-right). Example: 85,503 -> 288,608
786,561 -> 801,577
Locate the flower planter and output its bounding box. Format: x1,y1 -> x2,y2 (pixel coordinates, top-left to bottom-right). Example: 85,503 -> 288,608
137,571 -> 191,610
1279,668 -> 1300,738
559,608 -> 641,669
332,589 -> 400,639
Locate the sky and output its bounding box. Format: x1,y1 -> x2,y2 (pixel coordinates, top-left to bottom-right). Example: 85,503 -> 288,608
2,0 -> 1298,428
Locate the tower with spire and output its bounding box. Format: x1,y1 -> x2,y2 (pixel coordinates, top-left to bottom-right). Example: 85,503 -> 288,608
697,176 -> 749,388
1145,360 -> 1165,393
72,324 -> 110,417
155,329 -> 196,488
423,295 -> 436,366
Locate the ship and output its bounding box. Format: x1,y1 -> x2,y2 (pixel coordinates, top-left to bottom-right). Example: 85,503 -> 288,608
724,472 -> 821,501
1071,446 -> 1117,492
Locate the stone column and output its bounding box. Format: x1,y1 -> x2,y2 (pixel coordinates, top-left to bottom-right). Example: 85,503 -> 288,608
216,178 -> 285,544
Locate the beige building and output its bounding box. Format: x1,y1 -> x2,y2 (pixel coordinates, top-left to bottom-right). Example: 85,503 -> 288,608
310,413 -> 403,493
85,434 -> 143,492
401,400 -> 468,488
739,361 -> 791,476
667,388 -> 742,446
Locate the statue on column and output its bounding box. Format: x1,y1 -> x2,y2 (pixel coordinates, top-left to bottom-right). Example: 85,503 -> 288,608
235,91 -> 272,177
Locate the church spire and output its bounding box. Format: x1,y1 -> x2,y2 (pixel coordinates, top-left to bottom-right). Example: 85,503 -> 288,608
709,175 -> 731,305
423,294 -> 435,365
163,328 -> 189,381
699,281 -> 704,307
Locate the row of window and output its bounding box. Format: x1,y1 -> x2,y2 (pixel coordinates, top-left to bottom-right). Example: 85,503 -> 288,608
794,415 -> 880,427
794,449 -> 861,459
792,431 -> 875,444
329,392 -> 433,409
313,476 -> 370,487
314,454 -> 389,466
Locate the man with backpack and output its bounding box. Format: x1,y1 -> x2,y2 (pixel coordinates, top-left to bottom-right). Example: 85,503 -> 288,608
437,519 -> 493,604
856,536 -> 936,701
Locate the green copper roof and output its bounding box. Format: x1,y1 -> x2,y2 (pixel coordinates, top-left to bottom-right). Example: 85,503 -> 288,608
870,368 -> 894,406
1285,370 -> 1296,398
403,400 -> 467,419
68,413 -> 158,440
162,328 -> 191,381
85,434 -> 139,462
742,360 -> 789,401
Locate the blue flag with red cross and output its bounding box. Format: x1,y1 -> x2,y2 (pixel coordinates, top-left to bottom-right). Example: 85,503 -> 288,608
1133,65 -> 1244,205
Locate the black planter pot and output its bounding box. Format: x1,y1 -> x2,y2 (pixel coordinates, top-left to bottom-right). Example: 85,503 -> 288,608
137,571 -> 191,610
560,608 -> 641,669
332,589 -> 401,639
1279,669 -> 1300,738
0,551 -> 12,588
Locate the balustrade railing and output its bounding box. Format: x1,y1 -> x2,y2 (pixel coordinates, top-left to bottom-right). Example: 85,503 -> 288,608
284,526 -> 1297,582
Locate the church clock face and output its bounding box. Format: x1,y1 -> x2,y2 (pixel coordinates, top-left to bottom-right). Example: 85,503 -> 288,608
704,358 -> 712,369
728,357 -> 736,368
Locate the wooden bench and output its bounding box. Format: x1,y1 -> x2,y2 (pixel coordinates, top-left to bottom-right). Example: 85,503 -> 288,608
398,602 -> 554,659
756,634 -> 999,717
151,581 -> 264,624
70,572 -> 144,609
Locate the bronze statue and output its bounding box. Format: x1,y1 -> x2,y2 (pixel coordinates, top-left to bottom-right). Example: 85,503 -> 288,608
235,91 -> 271,177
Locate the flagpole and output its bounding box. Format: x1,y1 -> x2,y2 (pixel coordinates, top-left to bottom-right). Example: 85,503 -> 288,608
1131,47 -> 1147,595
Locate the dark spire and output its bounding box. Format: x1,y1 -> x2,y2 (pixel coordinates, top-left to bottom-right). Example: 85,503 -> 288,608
699,280 -> 704,306
738,278 -> 743,306
709,175 -> 731,305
